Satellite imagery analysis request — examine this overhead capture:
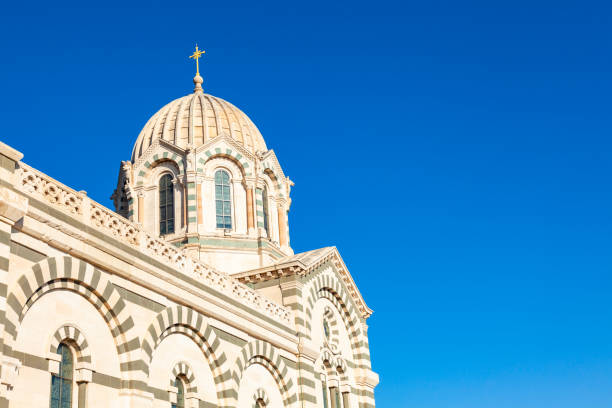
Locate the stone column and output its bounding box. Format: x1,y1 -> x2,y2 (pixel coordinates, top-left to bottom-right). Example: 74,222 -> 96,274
321,377 -> 329,408
137,193 -> 144,224
197,182 -> 203,224
277,205 -> 287,247
340,384 -> 351,408
75,363 -> 93,408
328,383 -> 339,408
246,186 -> 255,232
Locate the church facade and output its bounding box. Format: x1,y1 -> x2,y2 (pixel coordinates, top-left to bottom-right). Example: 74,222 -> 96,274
0,64 -> 378,408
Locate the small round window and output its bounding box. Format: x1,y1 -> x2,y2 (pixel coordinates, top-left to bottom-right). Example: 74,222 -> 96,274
323,319 -> 330,340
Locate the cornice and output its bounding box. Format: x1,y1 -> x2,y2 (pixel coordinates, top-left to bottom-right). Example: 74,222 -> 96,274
13,161 -> 294,328
235,247 -> 373,319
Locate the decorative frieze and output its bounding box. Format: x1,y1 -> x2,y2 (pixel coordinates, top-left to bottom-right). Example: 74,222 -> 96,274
15,163 -> 293,326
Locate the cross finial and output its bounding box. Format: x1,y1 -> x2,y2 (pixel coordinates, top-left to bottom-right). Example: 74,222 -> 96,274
189,44 -> 205,76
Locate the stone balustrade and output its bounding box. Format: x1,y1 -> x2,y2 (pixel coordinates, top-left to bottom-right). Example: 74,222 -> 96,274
16,163 -> 293,325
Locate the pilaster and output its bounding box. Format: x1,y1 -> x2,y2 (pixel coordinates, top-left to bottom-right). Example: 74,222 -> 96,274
0,142 -> 25,408
246,185 -> 255,235
280,277 -> 319,407
277,205 -> 287,248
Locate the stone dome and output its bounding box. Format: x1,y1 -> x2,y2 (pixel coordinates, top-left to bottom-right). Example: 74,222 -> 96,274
132,90 -> 267,162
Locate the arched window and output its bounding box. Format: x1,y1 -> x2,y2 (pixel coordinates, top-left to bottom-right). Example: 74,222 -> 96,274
321,378 -> 329,408
172,376 -> 185,408
159,174 -> 175,235
262,187 -> 270,236
50,343 -> 73,408
215,170 -> 232,229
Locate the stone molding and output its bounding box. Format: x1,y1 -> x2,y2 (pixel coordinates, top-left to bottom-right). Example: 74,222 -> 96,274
15,162 -> 293,326
231,340 -> 298,408
0,187 -> 28,223
0,142 -> 23,162
235,247 -> 372,319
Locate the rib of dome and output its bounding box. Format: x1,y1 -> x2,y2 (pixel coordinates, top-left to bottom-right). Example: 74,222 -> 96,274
131,93 -> 266,162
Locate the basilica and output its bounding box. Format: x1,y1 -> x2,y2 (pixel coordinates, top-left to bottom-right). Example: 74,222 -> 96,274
0,50 -> 378,408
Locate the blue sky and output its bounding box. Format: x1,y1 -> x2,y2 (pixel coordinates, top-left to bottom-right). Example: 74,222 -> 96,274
2,1 -> 612,407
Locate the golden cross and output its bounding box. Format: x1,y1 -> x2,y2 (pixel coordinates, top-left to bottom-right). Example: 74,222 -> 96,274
189,45 -> 205,75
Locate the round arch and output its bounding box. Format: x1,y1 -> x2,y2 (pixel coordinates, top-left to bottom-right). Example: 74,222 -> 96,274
252,387 -> 270,407
170,361 -> 197,392
261,168 -> 283,199
230,339 -> 297,408
197,147 -> 252,178
5,256 -> 142,387
48,324 -> 92,366
201,155 -> 246,181
303,269 -> 370,370
139,305 -> 232,404
136,153 -> 185,187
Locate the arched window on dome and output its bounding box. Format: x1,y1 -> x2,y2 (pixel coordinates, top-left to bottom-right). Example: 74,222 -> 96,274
49,343 -> 73,408
215,170 -> 232,229
262,186 -> 270,236
159,174 -> 175,235
171,376 -> 185,408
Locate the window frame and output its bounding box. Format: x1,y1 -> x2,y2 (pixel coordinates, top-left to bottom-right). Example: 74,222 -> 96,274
171,375 -> 186,408
262,186 -> 270,237
214,169 -> 233,230
159,173 -> 175,236
50,342 -> 74,408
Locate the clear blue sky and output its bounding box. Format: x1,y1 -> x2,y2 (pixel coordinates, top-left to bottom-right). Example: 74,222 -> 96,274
2,1 -> 611,407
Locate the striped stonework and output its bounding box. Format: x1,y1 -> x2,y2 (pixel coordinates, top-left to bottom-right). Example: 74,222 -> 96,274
5,256 -> 144,391
198,148 -> 252,177
320,349 -> 335,371
303,268 -> 370,370
278,280 -> 306,341
255,188 -> 265,228
0,221 -> 11,407
230,340 -> 298,408
261,162 -> 284,198
170,361 -> 197,393
278,280 -> 318,407
49,325 -> 91,365
303,268 -> 376,408
140,305 -> 232,407
252,387 -> 270,407
136,153 -> 185,187
186,181 -> 198,225
335,357 -> 348,381
323,306 -> 340,351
